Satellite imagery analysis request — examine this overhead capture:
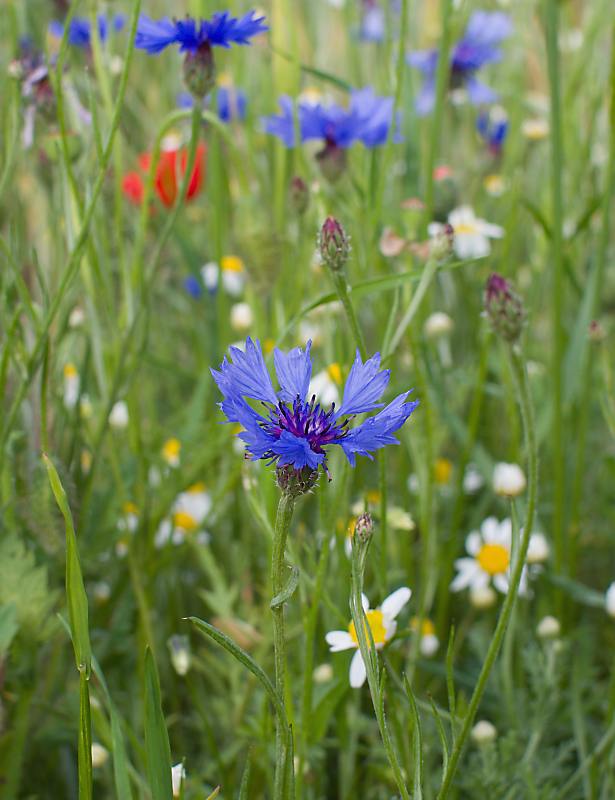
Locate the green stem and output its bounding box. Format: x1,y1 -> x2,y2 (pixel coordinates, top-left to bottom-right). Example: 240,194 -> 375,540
545,0 -> 566,595
350,541 -> 411,800
328,271 -> 367,360
437,345 -> 538,798
272,492 -> 296,800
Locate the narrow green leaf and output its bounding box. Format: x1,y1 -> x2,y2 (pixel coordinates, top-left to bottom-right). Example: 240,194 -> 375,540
43,453 -> 91,676
188,617 -> 286,725
309,680 -> 348,744
78,670 -> 93,800
144,647 -> 173,800
428,696 -> 450,779
270,566 -> 300,609
238,750 -> 252,800
0,604 -> 18,658
403,675 -> 424,799
445,626 -> 456,730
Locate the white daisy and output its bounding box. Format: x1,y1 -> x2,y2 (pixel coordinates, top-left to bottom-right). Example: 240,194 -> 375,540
451,517 -> 529,597
325,587 -> 412,688
309,363 -> 342,408
109,400 -> 129,429
411,617 -> 440,658
63,363 -> 80,409
429,205 -> 504,260
493,462 -> 526,497
155,483 -> 212,547
171,763 -> 186,797
220,255 -> 246,296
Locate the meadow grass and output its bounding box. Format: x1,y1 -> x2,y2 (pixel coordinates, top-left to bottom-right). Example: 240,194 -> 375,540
1,0 -> 615,798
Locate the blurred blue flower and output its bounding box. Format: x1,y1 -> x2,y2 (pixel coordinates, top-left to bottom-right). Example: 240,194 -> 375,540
359,2 -> 386,42
262,87 -> 401,149
49,14 -> 125,47
135,11 -> 267,55
407,11 -> 512,115
177,86 -> 247,122
212,338 -> 418,473
184,275 -> 203,299
476,107 -> 508,156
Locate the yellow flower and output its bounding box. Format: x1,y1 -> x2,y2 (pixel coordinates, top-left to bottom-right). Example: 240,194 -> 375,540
326,362 -> 342,384
221,255 -> 244,273
162,438 -> 181,467
434,458 -> 452,484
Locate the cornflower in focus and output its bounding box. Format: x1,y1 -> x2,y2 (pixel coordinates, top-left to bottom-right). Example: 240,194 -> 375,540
135,11 -> 268,98
325,588 -> 411,687
262,88 -> 401,181
211,338 -> 418,489
123,143 -> 206,208
407,11 -> 512,115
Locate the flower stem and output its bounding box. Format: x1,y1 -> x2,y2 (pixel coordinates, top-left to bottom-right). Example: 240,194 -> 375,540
437,345 -> 538,798
272,491 -> 296,800
328,270 -> 367,361
350,540 -> 411,800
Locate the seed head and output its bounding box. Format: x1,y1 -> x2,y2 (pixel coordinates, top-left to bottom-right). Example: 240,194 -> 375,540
276,465 -> 319,497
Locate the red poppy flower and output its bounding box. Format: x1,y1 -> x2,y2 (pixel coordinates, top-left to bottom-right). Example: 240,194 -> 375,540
122,143 -> 206,208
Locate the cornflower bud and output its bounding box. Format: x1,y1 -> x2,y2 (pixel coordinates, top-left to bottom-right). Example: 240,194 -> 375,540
354,512 -> 374,544
319,217 -> 350,272
276,465 -> 319,497
484,272 -> 526,343
183,42 -> 215,99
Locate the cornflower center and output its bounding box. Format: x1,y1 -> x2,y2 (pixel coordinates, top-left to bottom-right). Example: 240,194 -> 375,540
348,609 -> 387,646
477,543 -> 510,575
263,396 -> 349,458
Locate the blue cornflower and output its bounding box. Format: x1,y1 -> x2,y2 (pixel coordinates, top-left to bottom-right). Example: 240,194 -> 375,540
184,275 -> 203,299
262,88 -> 401,180
49,15 -> 125,48
177,85 -> 247,123
211,338 -> 418,476
476,107 -> 508,156
135,11 -> 268,55
407,11 -> 512,116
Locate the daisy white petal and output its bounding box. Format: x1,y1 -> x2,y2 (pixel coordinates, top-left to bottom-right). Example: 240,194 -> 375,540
349,649 -> 367,688
380,586 -> 412,620
325,631 -> 355,652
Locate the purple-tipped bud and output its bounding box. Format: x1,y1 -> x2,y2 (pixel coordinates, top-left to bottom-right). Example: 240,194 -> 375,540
354,512 -> 374,544
316,142 -> 347,183
183,42 -> 215,99
319,217 -> 350,272
289,176 -> 309,215
484,273 -> 525,343
430,223 -> 455,260
276,465 -> 319,497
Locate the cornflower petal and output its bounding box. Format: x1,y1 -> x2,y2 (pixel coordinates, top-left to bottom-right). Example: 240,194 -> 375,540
135,16 -> 180,53
274,341 -> 313,402
210,338 -> 277,404
336,351 -> 390,417
270,430 -> 325,470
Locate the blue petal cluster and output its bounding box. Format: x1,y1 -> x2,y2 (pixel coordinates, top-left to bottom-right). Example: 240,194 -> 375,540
212,339 -> 418,472
407,11 -> 512,115
178,86 -> 248,123
476,109 -> 508,155
262,87 -> 401,149
49,14 -> 125,47
135,11 -> 268,55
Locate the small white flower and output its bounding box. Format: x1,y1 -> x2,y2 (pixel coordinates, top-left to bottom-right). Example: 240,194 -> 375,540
521,118 -> 549,141
471,720 -> 497,744
92,582 -> 111,603
171,763 -> 186,797
493,462 -> 526,497
69,307 -> 85,328
429,205 -> 504,260
220,255 -> 246,296
313,663 -> 334,683
424,311 -> 453,339
109,401 -> 129,429
168,635 -> 191,676
91,743 -> 109,768
201,261 -> 219,292
606,583 -> 615,618
470,584 -> 497,609
325,587 -> 411,688
537,615 -> 560,639
230,302 -> 254,332
63,363 -> 80,409
162,438 -> 181,468
463,463 -> 484,494
451,517 -> 529,597
411,617 -> 439,658
309,363 -> 342,408
156,484 -> 211,547
527,532 -> 550,565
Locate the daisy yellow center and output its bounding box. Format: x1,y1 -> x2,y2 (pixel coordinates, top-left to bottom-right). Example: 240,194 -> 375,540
173,511 -> 198,532
366,489 -> 381,505
263,338 -> 275,354
221,255 -> 244,273
454,222 -> 478,235
477,543 -> 510,575
163,438 -> 181,460
123,501 -> 138,515
64,363 -> 78,378
434,458 -> 452,484
326,362 -> 342,384
347,517 -> 357,538
188,482 -> 207,494
348,609 -> 387,646
411,616 -> 435,637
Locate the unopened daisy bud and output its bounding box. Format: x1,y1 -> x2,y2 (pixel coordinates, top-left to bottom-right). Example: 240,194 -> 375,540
276,465 -> 319,497
493,462 -> 526,498
183,42 -> 215,99
171,763 -> 186,798
484,273 -> 526,343
92,581 -> 111,603
91,743 -> 109,768
230,302 -> 254,332
319,217 -> 350,272
605,583 -> 615,618
313,663 -> 334,683
470,584 -> 497,609
289,176 -> 310,215
168,635 -> 191,676
537,615 -> 560,639
471,720 -> 497,745
429,223 -> 454,260
354,512 -> 374,544
527,532 -> 550,565
69,307 -> 85,328
109,401 -> 129,429
424,311 -> 453,339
